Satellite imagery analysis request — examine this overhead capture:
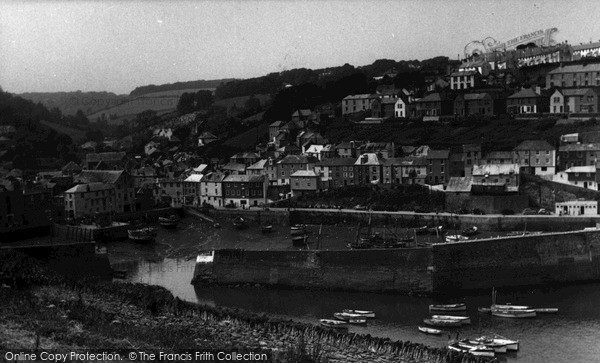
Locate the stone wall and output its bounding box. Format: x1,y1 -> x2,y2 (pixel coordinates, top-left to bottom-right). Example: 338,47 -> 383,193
432,230 -> 600,292
199,248 -> 433,293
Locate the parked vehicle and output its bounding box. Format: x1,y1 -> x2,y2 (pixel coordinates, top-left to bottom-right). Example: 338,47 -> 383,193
522,208 -> 538,215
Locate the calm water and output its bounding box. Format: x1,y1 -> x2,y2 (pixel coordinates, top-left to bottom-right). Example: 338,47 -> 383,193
107,218 -> 600,363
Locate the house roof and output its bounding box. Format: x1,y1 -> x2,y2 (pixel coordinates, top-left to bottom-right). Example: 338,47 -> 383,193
561,88 -> 595,97
290,170 -> 318,177
415,93 -> 443,103
559,143 -> 600,152
65,182 -> 113,193
305,145 -> 324,154
445,177 -> 473,192
381,97 -> 399,105
270,120 -> 284,127
198,131 -> 217,139
472,163 -> 520,176
184,174 -> 204,183
462,143 -> 481,152
514,140 -> 555,151
426,150 -> 450,159
222,162 -> 246,172
335,142 -> 354,149
247,159 -> 268,170
355,153 -> 384,166
573,41 -> 600,51
463,93 -> 489,101
343,93 -> 377,100
548,63 -> 600,74
508,88 -> 542,99
292,109 -> 311,117
201,172 -> 226,182
75,170 -> 124,184
61,161 -> 81,172
279,154 -> 315,164
565,166 -> 596,173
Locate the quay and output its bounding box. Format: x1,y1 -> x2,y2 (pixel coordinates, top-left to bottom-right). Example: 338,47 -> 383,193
192,209 -> 600,294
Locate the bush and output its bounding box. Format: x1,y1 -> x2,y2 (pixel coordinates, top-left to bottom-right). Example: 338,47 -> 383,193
501,209 -> 515,215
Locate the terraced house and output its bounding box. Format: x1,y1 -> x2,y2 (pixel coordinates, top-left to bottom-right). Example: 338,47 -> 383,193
222,175 -> 267,208
74,170 -> 135,213
513,140 -> 556,176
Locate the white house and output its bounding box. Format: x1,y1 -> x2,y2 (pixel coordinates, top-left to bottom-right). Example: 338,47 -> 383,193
555,200 -> 598,216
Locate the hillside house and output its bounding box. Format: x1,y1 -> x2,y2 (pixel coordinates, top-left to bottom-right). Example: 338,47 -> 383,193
426,150 -> 450,185
197,131 -> 218,147
453,93 -> 494,116
63,183 -> 116,219
222,175 -> 267,208
450,70 -> 482,90
414,93 -> 454,119
558,143 -> 600,170
200,172 -> 226,208
546,63 -> 600,88
506,88 -> 550,114
342,94 -> 379,115
471,163 -> 520,193
513,140 -> 556,175
355,153 -> 385,185
290,170 -> 321,196
74,170 -> 135,213
314,158 -> 357,189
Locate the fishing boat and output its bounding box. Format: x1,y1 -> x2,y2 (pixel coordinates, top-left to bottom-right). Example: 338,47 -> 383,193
423,318 -> 462,327
461,226 -> 478,236
429,303 -> 467,312
447,342 -> 495,357
342,309 -> 375,318
418,326 -> 442,335
333,313 -> 367,324
535,307 -> 559,313
319,319 -> 348,330
491,303 -> 531,310
127,227 -> 157,243
445,235 -> 468,243
431,315 -> 471,325
491,308 -> 536,318
290,224 -> 307,235
233,217 -> 247,229
472,335 -> 519,351
261,225 -> 273,233
158,215 -> 179,229
292,235 -> 309,247
459,340 -> 506,354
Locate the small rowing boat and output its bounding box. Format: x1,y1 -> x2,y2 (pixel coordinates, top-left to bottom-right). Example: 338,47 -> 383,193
342,309 -> 375,318
261,225 -> 273,233
447,342 -> 495,357
459,339 -> 506,354
333,313 -> 367,324
492,303 -> 531,310
319,319 -> 348,330
491,308 -> 536,318
429,303 -> 466,312
418,326 -> 442,335
431,315 -> 471,325
445,235 -> 468,243
423,318 -> 462,327
472,335 -> 519,351
461,226 -> 478,236
158,214 -> 179,228
233,217 -> 247,229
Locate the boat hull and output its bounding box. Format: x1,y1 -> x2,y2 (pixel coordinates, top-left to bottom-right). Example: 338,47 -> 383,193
423,318 -> 462,327
491,309 -> 536,318
418,326 -> 442,335
429,304 -> 466,312
319,319 -> 348,330
431,315 -> 471,324
342,309 -> 375,318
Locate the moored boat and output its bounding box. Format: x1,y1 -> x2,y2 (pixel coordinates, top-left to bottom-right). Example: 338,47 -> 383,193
431,315 -> 471,325
333,313 -> 367,324
429,303 -> 467,312
261,225 -> 273,233
447,342 -> 495,357
127,227 -> 157,243
461,226 -> 478,236
418,326 -> 442,335
158,215 -> 179,228
423,318 -> 462,327
319,319 -> 348,330
491,308 -> 536,318
290,224 -> 307,235
342,309 -> 375,318
472,335 -> 519,351
491,303 -> 531,310
233,217 -> 247,229
459,340 -> 506,354
445,235 -> 468,242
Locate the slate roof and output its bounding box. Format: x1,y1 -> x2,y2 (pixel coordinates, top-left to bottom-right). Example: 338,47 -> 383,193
290,170 -> 318,177
565,166 -> 596,173
472,163 -> 520,176
65,182 -> 113,193
75,170 -> 124,184
514,140 -> 555,151
426,150 -> 450,159
86,152 -> 126,163
223,175 -> 265,183
247,159 -> 268,170
355,153 -> 384,166
572,42 -> 600,51
445,177 -> 473,192
559,143 -> 600,152
508,88 -> 541,99
548,63 -> 600,74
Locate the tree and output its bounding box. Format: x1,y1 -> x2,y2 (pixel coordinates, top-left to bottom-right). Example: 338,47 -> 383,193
177,93 -> 196,115
195,90 -> 214,110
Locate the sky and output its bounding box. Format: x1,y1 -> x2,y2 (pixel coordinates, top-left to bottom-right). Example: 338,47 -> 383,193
2,0 -> 600,95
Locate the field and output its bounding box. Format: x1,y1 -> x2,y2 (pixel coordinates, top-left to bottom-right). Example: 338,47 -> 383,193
86,88 -> 215,124
214,94 -> 270,112
39,120 -> 87,143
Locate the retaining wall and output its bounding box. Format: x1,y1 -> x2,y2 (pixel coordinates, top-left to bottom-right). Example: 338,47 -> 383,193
199,248 -> 433,293
195,229 -> 600,293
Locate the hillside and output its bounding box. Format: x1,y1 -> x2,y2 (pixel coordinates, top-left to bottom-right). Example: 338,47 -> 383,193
322,117 -> 600,152
18,91 -> 128,117
129,78 -> 235,96
39,120 -> 87,144
86,88 -> 215,124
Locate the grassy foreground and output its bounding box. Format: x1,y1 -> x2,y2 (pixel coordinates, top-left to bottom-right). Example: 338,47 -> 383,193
0,250 -> 490,363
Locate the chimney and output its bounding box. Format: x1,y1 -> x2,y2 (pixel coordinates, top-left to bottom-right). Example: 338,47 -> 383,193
535,86 -> 541,95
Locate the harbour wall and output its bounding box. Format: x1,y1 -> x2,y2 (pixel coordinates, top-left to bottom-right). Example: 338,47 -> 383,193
196,248 -> 433,293
432,229 -> 600,292
194,230 -> 600,293
210,208 -> 600,232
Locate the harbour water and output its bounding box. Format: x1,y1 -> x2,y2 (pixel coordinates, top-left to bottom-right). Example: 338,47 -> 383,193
107,217 -> 600,363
